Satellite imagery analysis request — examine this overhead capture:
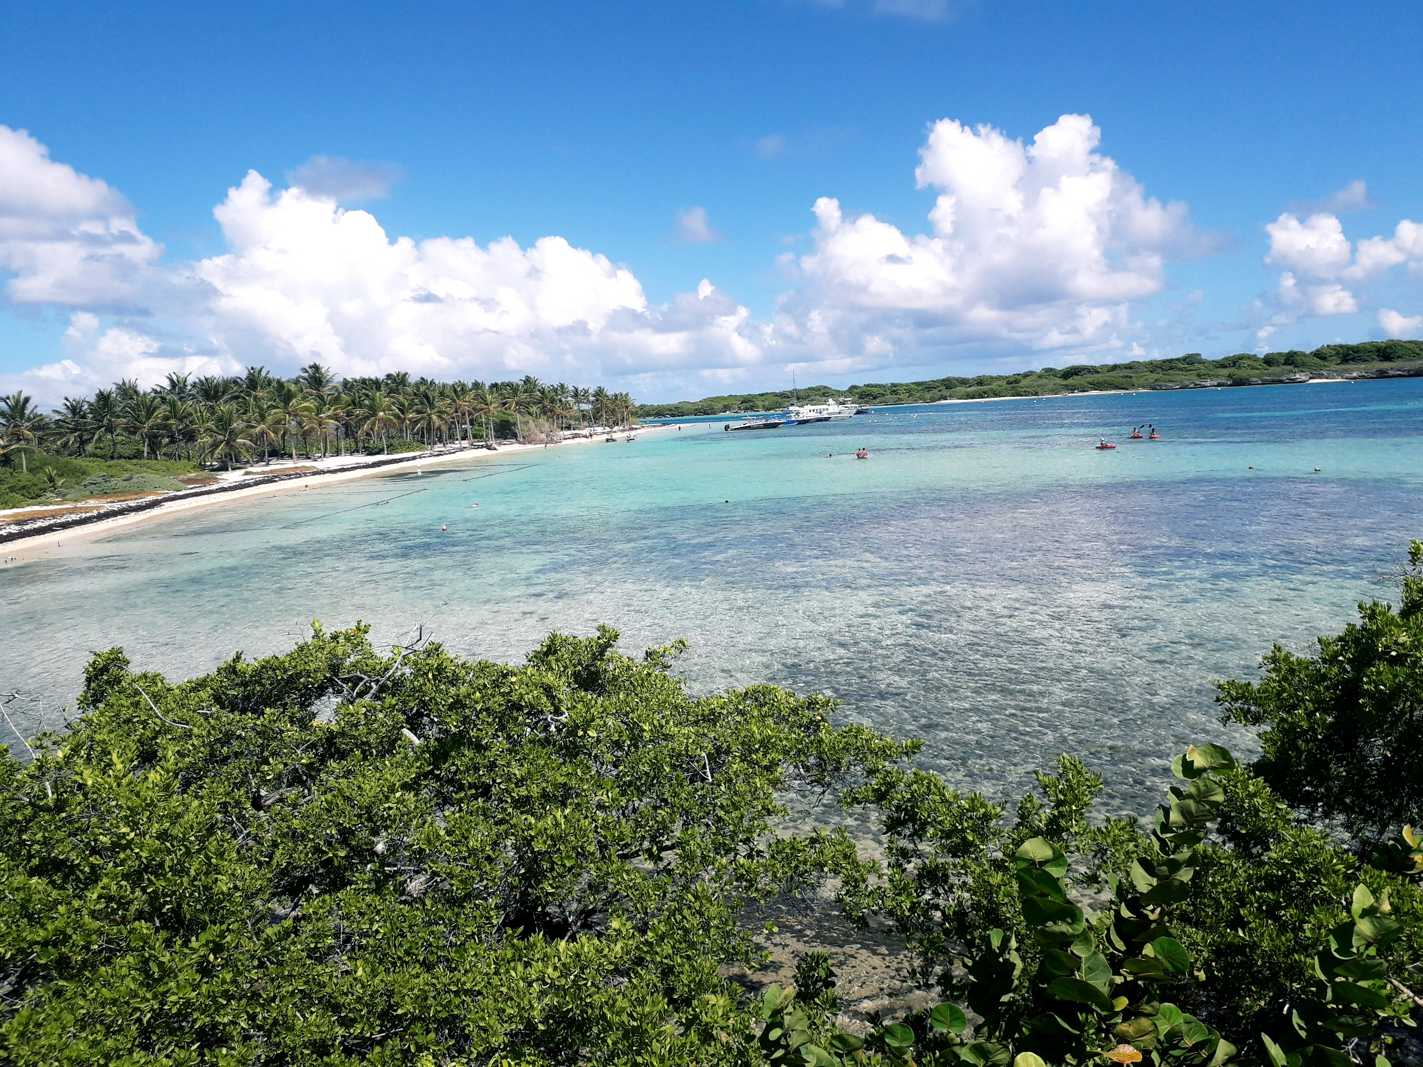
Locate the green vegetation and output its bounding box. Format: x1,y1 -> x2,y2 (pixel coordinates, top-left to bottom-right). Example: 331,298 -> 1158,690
3,549 -> 1422,1064
1219,540 -> 1423,847
0,451 -> 202,510
636,340 -> 1423,417
0,370 -> 638,508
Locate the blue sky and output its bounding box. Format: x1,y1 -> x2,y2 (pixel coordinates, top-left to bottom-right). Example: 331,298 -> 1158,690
1,0 -> 1420,402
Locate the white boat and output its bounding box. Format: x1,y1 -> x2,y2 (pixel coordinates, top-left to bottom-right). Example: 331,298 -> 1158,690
787,399 -> 857,423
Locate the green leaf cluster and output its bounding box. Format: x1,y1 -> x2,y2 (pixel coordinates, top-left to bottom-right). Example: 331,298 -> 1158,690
0,624 -> 909,1064
1218,542 -> 1423,846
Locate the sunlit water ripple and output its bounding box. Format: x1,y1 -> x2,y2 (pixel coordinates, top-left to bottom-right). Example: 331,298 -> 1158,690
4,379 -> 1421,812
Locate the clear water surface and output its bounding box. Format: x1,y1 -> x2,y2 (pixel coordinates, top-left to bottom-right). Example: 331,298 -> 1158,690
4,379 -> 1421,811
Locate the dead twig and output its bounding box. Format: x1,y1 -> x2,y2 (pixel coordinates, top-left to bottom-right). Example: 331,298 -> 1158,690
1390,977 -> 1423,1011
1,692 -> 36,761
135,684 -> 192,730
2,692 -> 53,802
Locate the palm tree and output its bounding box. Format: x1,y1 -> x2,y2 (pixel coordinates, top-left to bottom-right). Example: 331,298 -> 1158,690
359,391 -> 399,453
270,383 -> 315,460
441,381 -> 468,446
242,365 -> 274,397
42,466 -> 66,499
124,393 -> 169,459
161,396 -> 200,460
50,397 -> 92,456
248,403 -> 285,462
88,389 -> 123,457
3,363 -> 640,468
0,435 -> 37,474
513,375 -> 544,442
297,361 -> 336,396
114,378 -> 143,406
160,372 -> 192,399
469,382 -> 501,449
198,405 -> 255,470
194,376 -> 232,406
409,387 -> 441,446
571,386 -> 592,428
1,391 -> 45,473
302,397 -> 341,458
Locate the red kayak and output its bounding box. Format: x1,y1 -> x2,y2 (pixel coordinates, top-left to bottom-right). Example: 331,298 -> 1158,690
1095,442 -> 1117,450
1129,431 -> 1144,440
1149,433 -> 1161,440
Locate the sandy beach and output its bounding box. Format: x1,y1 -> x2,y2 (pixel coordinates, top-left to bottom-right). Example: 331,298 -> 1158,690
1,426 -> 671,563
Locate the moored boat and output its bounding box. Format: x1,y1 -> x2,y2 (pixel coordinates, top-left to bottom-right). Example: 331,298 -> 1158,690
787,399 -> 856,423
725,418 -> 785,431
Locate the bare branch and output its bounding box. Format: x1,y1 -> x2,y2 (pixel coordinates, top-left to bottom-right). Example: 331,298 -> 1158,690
135,684 -> 192,730
1,692 -> 36,761
1390,977 -> 1423,1011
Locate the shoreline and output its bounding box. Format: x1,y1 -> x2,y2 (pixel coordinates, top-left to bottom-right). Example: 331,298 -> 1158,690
930,378 -> 1358,404
2,426 -> 670,562
641,367 -> 1417,419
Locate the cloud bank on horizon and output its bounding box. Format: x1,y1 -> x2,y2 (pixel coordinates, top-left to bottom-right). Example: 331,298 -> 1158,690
1,115 -> 1420,405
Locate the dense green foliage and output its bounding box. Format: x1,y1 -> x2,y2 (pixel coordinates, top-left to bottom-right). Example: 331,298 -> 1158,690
0,368 -> 638,507
0,450 -> 202,510
759,744 -> 1420,1067
635,341 -> 1423,416
4,548 -> 1423,1064
1218,542 -> 1423,846
0,626 -> 906,1064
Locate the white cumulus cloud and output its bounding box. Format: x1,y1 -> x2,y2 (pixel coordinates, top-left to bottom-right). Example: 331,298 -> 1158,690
1379,308 -> 1422,337
1265,213 -> 1353,278
1258,208 -> 1423,336
2,118 -> 1215,403
791,113 -> 1200,360
0,139 -> 775,402
0,125 -> 162,308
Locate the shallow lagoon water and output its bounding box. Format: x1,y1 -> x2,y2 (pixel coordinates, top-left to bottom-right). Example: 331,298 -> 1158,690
4,379 -> 1421,810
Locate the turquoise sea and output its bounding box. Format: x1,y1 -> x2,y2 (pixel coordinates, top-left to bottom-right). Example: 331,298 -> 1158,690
4,379 -> 1421,809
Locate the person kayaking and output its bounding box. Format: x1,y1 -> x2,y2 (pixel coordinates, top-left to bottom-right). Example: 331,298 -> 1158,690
855,447 -> 869,460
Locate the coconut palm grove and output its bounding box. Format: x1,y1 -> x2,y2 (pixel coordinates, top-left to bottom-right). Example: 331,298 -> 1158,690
0,369 -> 635,506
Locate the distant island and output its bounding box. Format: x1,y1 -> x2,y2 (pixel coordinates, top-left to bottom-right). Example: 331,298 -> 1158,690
636,339 -> 1423,417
